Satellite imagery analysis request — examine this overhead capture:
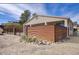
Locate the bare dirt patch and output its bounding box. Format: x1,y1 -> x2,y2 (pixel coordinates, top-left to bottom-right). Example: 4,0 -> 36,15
0,34 -> 79,55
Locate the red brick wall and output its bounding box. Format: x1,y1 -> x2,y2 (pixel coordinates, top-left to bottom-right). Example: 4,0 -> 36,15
27,24 -> 67,43
28,25 -> 55,42
55,25 -> 67,42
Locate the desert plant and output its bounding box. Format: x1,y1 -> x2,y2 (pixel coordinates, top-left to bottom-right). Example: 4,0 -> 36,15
20,34 -> 51,45
20,35 -> 37,43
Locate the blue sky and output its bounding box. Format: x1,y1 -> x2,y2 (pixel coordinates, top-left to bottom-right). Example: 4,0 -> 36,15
0,3 -> 79,24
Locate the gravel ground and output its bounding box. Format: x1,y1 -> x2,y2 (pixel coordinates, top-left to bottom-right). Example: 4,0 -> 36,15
0,34 -> 79,55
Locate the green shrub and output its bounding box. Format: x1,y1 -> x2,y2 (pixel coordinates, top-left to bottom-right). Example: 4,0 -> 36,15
20,35 -> 50,45
20,34 -> 37,43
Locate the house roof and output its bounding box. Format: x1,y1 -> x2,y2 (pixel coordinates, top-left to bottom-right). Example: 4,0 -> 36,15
24,15 -> 71,25
0,25 -> 4,28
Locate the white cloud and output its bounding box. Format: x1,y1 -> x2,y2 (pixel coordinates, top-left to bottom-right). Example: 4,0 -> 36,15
0,12 -> 5,15
2,4 -> 47,15
0,4 -> 23,16
28,4 -> 47,15
0,4 -> 47,21
62,11 -> 79,23
0,4 -> 24,20
51,4 -> 60,14
62,12 -> 74,17
71,14 -> 79,23
15,4 -> 47,15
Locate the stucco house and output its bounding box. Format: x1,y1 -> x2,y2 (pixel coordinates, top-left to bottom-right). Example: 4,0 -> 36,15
23,15 -> 73,43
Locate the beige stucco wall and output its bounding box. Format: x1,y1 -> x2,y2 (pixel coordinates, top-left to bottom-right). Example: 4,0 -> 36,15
25,16 -> 68,25
77,27 -> 79,31
64,20 -> 73,36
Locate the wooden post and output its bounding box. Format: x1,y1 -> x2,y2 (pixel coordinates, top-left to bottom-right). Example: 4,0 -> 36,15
23,24 -> 27,35
64,20 -> 69,37
23,24 -> 25,34
45,22 -> 47,25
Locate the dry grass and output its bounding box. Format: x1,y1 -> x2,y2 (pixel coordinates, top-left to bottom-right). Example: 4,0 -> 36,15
0,34 -> 79,55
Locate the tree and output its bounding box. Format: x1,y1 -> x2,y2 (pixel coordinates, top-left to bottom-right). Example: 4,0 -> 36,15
19,10 -> 31,25
32,13 -> 37,16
